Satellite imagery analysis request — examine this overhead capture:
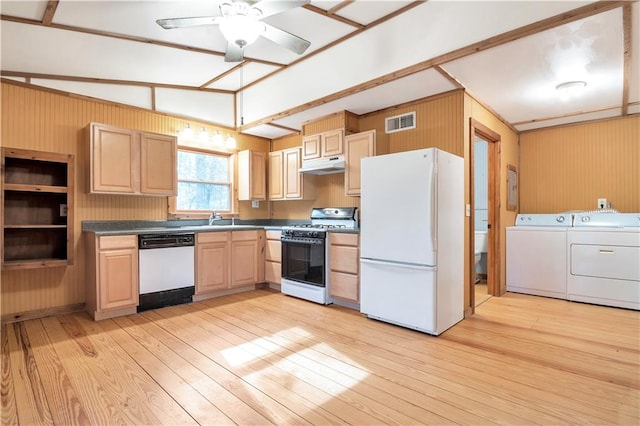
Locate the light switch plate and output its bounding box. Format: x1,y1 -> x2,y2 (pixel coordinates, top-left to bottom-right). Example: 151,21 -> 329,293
252,200 -> 259,208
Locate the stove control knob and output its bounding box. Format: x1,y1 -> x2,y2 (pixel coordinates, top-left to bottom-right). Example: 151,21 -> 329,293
312,231 -> 318,238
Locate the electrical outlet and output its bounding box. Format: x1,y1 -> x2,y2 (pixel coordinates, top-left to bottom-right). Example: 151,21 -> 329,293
60,204 -> 68,217
251,200 -> 259,208
597,198 -> 607,209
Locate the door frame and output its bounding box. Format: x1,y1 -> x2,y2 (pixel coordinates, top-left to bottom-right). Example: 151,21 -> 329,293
469,119 -> 501,312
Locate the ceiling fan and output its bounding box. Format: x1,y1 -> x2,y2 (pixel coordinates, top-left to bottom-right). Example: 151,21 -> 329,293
157,0 -> 311,62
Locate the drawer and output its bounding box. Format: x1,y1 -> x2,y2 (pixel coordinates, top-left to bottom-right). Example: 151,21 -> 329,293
197,232 -> 230,244
265,260 -> 281,284
232,230 -> 259,241
329,232 -> 359,246
98,235 -> 137,250
266,230 -> 281,240
330,245 -> 359,274
330,271 -> 359,302
571,244 -> 640,281
266,240 -> 281,262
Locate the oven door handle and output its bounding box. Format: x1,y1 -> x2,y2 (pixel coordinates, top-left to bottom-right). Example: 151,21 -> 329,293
281,238 -> 324,245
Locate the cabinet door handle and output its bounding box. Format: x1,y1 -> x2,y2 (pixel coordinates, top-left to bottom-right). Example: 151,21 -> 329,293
599,249 -> 615,254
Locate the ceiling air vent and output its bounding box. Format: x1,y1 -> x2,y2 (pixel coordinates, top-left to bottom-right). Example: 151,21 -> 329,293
385,111 -> 416,134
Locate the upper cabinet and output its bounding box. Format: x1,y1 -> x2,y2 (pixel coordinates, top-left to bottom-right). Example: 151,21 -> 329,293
344,130 -> 376,196
139,132 -> 177,195
87,122 -> 176,196
237,150 -> 266,201
302,129 -> 344,161
268,147 -> 315,201
2,148 -> 74,270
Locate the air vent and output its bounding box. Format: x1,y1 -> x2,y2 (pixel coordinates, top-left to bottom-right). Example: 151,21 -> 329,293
385,111 -> 416,134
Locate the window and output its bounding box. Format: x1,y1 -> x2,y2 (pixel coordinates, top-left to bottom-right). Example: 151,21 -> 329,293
175,148 -> 232,212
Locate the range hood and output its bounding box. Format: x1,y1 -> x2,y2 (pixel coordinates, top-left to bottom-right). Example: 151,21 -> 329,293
299,156 -> 345,175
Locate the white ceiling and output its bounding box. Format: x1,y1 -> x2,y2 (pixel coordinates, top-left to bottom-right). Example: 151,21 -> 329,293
1,1 -> 638,139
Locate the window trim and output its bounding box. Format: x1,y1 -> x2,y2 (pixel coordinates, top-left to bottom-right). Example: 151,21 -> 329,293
168,146 -> 236,219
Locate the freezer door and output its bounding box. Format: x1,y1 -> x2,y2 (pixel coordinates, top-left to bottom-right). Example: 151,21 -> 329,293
361,149 -> 436,266
360,258 -> 437,334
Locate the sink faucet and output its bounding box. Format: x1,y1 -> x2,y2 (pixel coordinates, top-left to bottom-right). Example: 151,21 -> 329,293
208,211 -> 222,225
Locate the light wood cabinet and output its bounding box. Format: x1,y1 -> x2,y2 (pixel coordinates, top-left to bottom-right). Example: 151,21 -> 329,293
196,230 -> 264,294
2,148 -> 74,270
88,122 -> 176,196
139,132 -> 178,195
269,147 -> 315,201
302,129 -> 344,160
268,151 -> 284,200
301,134 -> 321,161
196,232 -> 230,294
86,234 -> 138,320
238,150 -> 266,201
344,130 -> 376,196
231,230 -> 264,288
329,233 -> 360,303
264,230 -> 282,285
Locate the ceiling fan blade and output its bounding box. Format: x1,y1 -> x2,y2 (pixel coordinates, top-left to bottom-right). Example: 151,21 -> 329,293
251,0 -> 310,19
225,42 -> 244,62
262,23 -> 310,55
156,16 -> 222,29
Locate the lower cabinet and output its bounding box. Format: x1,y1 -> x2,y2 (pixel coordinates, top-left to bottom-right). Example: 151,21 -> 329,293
329,233 -> 360,303
264,230 -> 282,285
231,231 -> 260,287
196,232 -> 230,294
86,234 -> 139,320
196,230 -> 265,296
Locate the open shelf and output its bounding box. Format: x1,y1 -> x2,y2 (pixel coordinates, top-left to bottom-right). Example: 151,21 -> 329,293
2,148 -> 74,270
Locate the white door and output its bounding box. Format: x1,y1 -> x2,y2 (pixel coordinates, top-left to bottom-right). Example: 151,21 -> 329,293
361,149 -> 436,266
360,258 -> 436,334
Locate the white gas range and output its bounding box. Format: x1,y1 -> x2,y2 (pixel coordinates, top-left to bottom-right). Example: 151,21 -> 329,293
280,207 -> 358,304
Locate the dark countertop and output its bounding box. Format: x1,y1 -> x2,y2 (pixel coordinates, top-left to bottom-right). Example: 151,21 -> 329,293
83,220 -> 360,236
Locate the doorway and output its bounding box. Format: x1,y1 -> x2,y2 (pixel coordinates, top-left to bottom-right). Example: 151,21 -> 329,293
469,119 -> 501,311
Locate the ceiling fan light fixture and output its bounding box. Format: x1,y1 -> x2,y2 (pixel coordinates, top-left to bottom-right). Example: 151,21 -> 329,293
555,80 -> 587,99
219,15 -> 265,47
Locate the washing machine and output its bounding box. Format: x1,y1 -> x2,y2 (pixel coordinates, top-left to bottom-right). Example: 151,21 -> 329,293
568,213 -> 640,310
506,213 -> 573,299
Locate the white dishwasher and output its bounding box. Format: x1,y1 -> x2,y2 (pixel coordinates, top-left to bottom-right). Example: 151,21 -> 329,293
568,213 -> 640,310
138,233 -> 195,312
506,213 -> 572,299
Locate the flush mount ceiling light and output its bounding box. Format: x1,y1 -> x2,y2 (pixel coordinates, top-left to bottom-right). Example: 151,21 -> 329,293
555,80 -> 587,99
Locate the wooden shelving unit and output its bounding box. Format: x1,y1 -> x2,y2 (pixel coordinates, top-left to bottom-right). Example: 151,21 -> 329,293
1,148 -> 75,270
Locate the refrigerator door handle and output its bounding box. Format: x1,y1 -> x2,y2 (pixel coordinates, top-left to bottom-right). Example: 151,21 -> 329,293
361,258 -> 435,271
431,162 -> 436,249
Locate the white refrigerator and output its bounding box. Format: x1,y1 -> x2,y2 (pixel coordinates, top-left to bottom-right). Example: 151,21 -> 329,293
360,147 -> 464,335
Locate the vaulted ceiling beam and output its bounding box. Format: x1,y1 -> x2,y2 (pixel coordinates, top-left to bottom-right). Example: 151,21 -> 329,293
0,71 -> 233,94
41,1 -> 59,25
621,3 -> 632,115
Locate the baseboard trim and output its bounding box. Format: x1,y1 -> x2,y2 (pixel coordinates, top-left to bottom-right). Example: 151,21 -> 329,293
2,303 -> 86,324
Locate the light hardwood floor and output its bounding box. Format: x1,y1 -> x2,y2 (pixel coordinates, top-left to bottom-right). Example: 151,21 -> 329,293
2,289 -> 639,425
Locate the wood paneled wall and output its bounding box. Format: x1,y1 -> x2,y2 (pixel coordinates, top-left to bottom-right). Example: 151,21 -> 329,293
1,81 -> 270,316
520,115 -> 639,213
